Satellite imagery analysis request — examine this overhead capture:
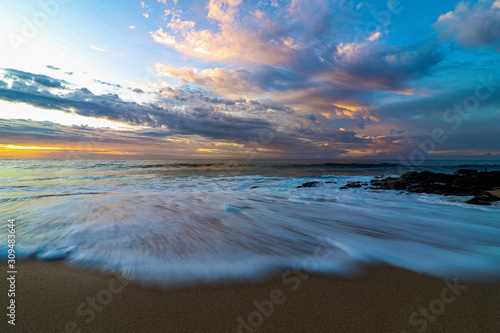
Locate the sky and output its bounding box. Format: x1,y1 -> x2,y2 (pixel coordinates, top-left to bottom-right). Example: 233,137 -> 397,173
0,0 -> 499,159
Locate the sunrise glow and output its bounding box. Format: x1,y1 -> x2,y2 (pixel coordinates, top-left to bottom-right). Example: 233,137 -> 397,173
0,0 -> 498,159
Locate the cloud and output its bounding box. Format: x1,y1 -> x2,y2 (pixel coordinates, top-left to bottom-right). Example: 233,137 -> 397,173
90,45 -> 108,52
434,0 -> 500,49
4,3 -> 500,158
0,84 -> 277,145
329,44 -> 444,90
151,0 -> 446,126
368,31 -> 382,42
4,66 -> 499,158
155,64 -> 313,97
151,0 -> 323,65
155,65 -> 261,97
374,78 -> 500,120
154,40 -> 443,123
130,88 -> 145,94
0,68 -> 399,158
0,70 -> 274,142
94,80 -> 122,88
295,127 -> 373,144
0,118 -> 193,159
2,68 -> 68,89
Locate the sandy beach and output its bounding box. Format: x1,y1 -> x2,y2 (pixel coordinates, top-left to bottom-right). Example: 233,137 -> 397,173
2,261 -> 499,332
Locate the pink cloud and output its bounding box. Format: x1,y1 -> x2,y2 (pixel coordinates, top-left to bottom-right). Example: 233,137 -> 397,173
151,0 -> 295,65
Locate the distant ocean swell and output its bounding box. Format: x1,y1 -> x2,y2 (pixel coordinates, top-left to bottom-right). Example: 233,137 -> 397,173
3,160 -> 500,177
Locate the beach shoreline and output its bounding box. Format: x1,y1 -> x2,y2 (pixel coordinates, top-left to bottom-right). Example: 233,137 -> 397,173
2,161 -> 500,332
3,261 -> 500,332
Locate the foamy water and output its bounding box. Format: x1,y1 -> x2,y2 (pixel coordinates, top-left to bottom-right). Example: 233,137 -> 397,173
1,160 -> 500,285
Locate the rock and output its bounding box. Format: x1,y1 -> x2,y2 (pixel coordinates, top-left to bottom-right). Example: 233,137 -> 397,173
297,181 -> 320,188
393,181 -> 407,190
340,181 -> 368,190
466,197 -> 492,205
368,169 -> 500,205
467,192 -> 500,205
325,181 -> 337,184
251,186 -> 259,189
454,169 -> 478,176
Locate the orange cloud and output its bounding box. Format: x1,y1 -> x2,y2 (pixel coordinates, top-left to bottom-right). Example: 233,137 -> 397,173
151,0 -> 294,65
155,64 -> 263,97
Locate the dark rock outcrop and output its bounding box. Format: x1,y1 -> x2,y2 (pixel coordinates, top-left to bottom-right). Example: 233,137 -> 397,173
297,181 -> 320,188
370,170 -> 500,205
466,192 -> 500,205
340,181 -> 368,190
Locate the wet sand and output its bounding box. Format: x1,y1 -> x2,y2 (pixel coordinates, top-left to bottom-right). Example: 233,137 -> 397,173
2,261 -> 500,332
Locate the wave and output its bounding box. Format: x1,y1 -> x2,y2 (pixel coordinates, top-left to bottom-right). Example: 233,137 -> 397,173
91,161 -> 402,172
2,160 -> 500,176
1,175 -> 499,286
0,192 -> 104,203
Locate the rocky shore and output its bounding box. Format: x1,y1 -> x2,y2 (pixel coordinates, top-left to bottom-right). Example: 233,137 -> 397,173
368,169 -> 500,205
297,169 -> 500,206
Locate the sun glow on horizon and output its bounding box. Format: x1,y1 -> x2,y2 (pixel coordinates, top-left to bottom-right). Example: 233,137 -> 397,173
0,101 -> 138,130
0,145 -> 67,151
0,144 -> 137,159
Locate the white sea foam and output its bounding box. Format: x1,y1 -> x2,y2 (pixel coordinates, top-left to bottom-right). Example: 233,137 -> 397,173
1,169 -> 500,285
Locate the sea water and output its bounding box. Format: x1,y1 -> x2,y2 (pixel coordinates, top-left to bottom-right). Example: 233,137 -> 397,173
1,159 -> 499,285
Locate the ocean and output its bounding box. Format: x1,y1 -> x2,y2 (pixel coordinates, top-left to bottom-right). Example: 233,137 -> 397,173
1,159 -> 500,285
